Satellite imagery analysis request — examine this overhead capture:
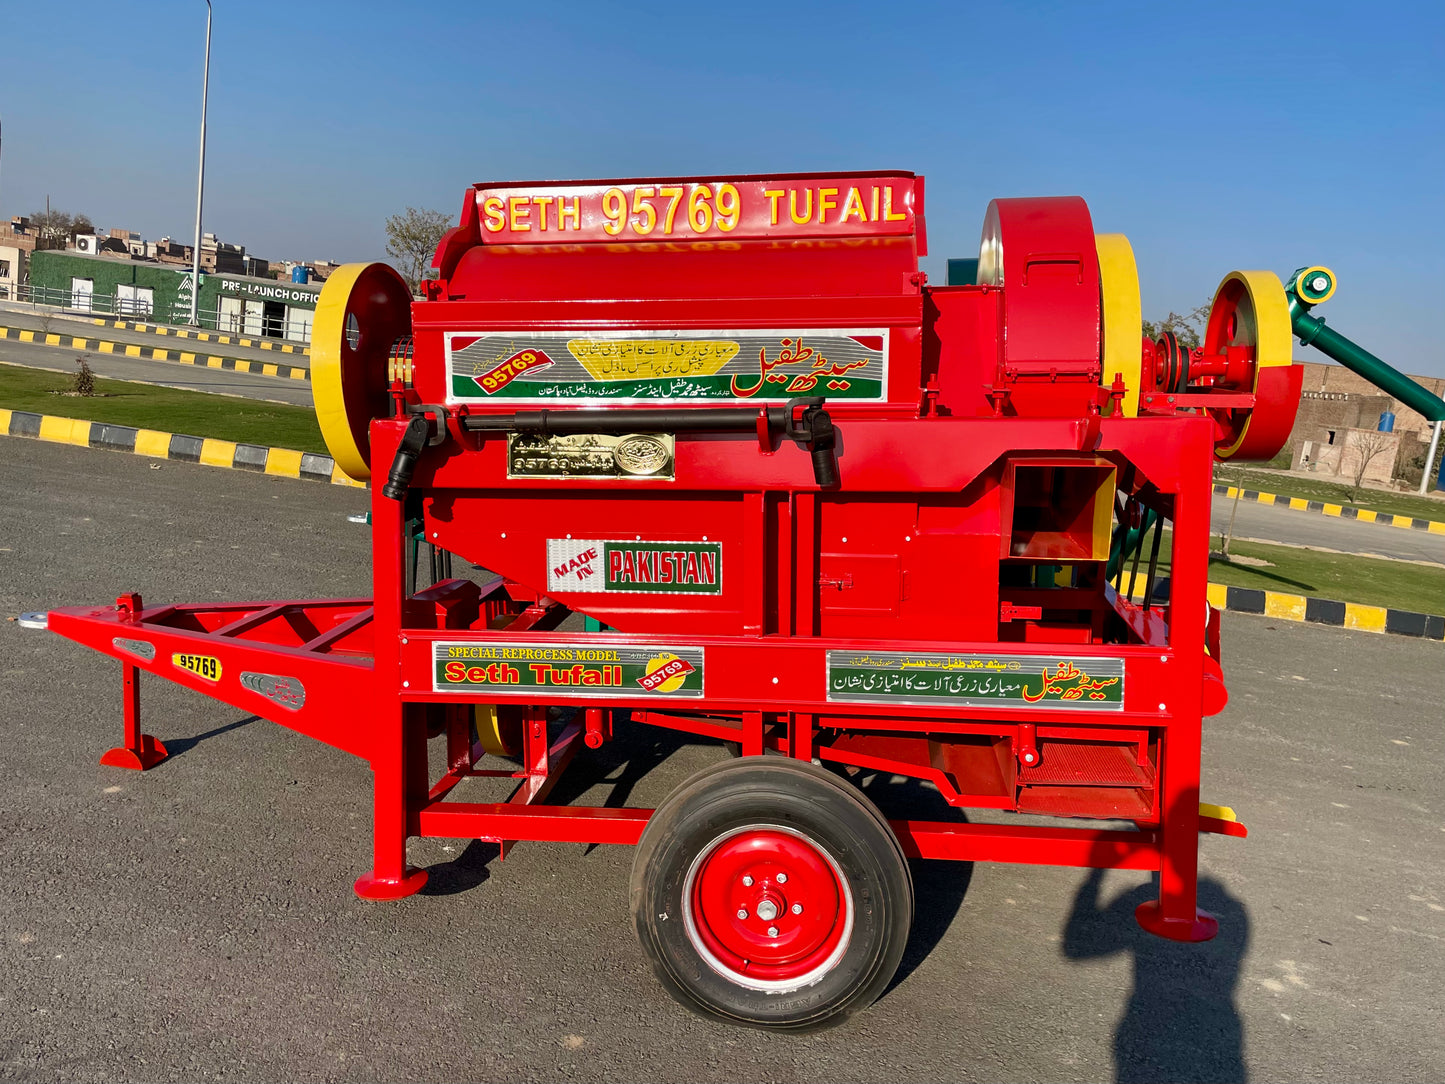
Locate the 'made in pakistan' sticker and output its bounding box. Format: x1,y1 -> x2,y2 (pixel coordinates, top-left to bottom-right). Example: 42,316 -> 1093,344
546,539 -> 721,595
434,642 -> 704,698
826,652 -> 1124,711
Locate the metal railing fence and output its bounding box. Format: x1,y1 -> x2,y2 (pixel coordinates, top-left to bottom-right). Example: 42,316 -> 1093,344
2,282 -> 314,344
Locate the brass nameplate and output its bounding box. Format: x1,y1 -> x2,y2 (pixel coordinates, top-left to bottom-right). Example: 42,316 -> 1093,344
506,432 -> 674,480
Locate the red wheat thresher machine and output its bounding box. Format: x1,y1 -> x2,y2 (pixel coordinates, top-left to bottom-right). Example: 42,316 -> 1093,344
37,171 -> 1441,1030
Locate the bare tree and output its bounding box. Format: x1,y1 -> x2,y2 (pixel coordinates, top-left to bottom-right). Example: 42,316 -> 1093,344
28,208 -> 95,251
1143,300 -> 1212,350
384,207 -> 452,290
1343,429 -> 1394,501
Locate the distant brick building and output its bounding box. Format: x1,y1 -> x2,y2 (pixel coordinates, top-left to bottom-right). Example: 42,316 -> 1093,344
1287,362 -> 1443,486
0,216 -> 39,253
1296,361 -> 1443,441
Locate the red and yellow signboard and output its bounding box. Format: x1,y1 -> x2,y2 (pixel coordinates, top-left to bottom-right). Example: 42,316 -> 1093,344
473,174 -> 919,244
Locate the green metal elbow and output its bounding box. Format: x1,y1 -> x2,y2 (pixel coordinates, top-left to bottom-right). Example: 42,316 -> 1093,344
1285,267 -> 1445,422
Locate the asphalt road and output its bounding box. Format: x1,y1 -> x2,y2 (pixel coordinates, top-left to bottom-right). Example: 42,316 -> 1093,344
1209,497 -> 1445,565
1,437 -> 1442,1083
0,306 -> 308,367
0,337 -> 315,407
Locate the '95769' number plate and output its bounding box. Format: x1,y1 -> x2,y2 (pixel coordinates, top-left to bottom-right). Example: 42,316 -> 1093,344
172,653 -> 221,682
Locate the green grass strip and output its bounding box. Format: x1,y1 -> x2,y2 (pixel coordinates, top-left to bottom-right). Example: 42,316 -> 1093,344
0,363 -> 326,454
1142,529 -> 1444,614
1207,539 -> 1444,615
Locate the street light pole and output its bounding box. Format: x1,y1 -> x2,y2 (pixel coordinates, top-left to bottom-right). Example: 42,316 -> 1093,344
1421,420 -> 1442,496
188,0 -> 212,326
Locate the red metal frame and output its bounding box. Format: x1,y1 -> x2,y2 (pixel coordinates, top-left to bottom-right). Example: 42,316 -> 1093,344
46,176 -> 1264,956
46,411 -> 1233,930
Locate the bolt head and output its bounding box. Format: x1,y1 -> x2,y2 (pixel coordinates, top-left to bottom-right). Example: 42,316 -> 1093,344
756,900 -> 778,921
791,902 -> 803,914
776,873 -> 787,884
742,875 -> 753,887
736,908 -> 748,920
1310,275 -> 1329,292
767,926 -> 779,937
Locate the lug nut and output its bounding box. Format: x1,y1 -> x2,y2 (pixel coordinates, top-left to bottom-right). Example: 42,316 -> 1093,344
742,875 -> 753,887
736,908 -> 748,919
791,902 -> 803,914
767,926 -> 779,937
776,873 -> 787,884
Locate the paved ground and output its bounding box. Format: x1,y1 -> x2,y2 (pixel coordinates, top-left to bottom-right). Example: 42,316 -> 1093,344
1210,498 -> 1445,565
1,436 -> 1442,1083
0,306 -> 308,367
0,338 -> 314,407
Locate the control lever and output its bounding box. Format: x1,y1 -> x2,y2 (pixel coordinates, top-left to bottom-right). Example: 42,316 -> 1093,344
783,397 -> 840,488
382,413 -> 434,500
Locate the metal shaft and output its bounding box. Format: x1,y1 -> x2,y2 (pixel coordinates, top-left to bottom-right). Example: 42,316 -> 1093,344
1290,308 -> 1445,423
189,1 -> 212,327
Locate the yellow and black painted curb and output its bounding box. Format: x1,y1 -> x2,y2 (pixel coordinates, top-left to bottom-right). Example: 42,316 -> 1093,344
1213,482 -> 1445,535
1123,572 -> 1443,641
1203,581 -> 1443,640
89,315 -> 308,356
0,325 -> 310,381
0,408 -> 362,488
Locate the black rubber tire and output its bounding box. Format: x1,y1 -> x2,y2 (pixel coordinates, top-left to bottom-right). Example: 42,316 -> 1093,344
631,757 -> 913,1031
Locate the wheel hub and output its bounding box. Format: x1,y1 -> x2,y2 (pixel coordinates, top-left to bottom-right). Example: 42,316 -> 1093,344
684,825 -> 852,992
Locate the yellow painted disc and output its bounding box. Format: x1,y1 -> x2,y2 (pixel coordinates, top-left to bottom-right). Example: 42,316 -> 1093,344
311,262 -> 412,482
1096,234 -> 1142,417
1296,265 -> 1336,305
473,703 -> 522,758
1208,270 -> 1292,459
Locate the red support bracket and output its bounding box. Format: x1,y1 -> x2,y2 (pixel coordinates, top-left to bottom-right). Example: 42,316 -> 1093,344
99,594 -> 168,772
100,660 -> 169,771
1000,602 -> 1043,623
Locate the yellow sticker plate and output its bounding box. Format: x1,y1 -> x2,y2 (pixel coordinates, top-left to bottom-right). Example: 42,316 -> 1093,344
172,652 -> 222,682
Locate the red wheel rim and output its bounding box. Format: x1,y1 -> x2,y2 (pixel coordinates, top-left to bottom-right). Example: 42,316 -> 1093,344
683,824 -> 853,992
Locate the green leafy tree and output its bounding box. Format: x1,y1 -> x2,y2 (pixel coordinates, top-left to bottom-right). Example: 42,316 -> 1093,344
384,207 -> 452,289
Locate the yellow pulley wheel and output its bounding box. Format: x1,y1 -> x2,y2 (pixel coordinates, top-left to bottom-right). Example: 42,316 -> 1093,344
1096,234 -> 1142,417
1294,265 -> 1336,305
1205,270 -> 1295,460
473,704 -> 523,758
472,611 -> 524,757
311,262 -> 413,482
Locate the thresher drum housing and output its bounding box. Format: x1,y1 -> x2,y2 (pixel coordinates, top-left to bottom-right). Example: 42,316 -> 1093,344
49,171 -> 1441,1031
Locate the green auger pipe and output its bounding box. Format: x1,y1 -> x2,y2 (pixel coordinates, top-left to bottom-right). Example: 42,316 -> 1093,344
1286,267 -> 1445,422
1106,507 -> 1158,582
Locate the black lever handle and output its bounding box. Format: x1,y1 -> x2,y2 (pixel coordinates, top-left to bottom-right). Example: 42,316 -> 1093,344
784,397 -> 839,488
381,413 -> 433,501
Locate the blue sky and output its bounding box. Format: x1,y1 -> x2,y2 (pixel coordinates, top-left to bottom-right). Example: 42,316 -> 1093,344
2,0 -> 1441,374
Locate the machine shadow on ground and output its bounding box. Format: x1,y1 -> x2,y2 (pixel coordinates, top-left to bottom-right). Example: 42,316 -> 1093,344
418,718 -> 977,987
156,714 -> 259,759
1206,554 -> 1316,593
1061,850 -> 1250,1082
421,714 -> 697,896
